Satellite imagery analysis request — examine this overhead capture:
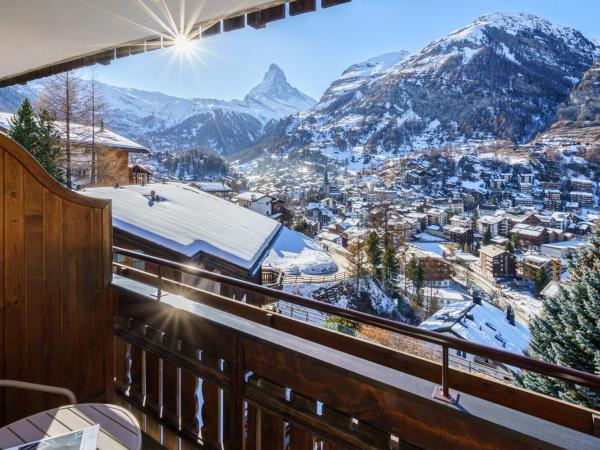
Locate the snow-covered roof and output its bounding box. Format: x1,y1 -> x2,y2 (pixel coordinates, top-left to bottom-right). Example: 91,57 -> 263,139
480,245 -> 507,258
235,191 -> 272,202
541,239 -> 587,249
420,300 -> 530,355
264,227 -> 337,276
81,183 -> 281,271
410,242 -> 449,258
0,111 -> 147,152
193,182 -> 232,193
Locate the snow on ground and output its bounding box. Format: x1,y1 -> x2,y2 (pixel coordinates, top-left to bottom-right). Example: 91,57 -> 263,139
264,227 -> 338,275
364,279 -> 397,315
501,288 -> 543,322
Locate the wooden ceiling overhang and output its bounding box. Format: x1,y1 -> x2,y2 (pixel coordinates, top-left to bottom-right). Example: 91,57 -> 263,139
0,0 -> 350,88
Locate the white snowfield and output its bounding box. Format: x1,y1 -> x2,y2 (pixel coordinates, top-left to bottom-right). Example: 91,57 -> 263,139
263,227 -> 338,276
82,183 -> 281,271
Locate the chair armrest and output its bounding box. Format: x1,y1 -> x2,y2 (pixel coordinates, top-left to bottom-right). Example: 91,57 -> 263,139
0,380 -> 77,404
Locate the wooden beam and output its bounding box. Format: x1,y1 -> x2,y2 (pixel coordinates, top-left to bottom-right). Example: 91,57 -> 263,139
247,4 -> 286,29
322,0 -> 351,8
223,15 -> 245,32
201,22 -> 222,38
290,0 -> 317,16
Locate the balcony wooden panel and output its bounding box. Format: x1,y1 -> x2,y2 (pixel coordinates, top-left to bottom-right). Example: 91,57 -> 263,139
111,276 -> 600,449
113,266 -> 598,437
0,134 -> 113,425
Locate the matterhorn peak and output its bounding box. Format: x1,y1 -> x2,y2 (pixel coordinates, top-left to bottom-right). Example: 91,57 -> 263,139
244,64 -> 316,118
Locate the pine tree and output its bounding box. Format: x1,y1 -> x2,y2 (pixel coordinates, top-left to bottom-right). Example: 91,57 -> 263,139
35,110 -> 65,183
482,228 -> 492,245
516,229 -> 600,409
293,220 -> 312,236
347,238 -> 367,293
365,231 -> 383,281
9,98 -> 39,153
382,244 -> 399,293
534,267 -> 549,294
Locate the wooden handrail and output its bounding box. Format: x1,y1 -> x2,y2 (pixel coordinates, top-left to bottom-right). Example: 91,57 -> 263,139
112,246 -> 600,392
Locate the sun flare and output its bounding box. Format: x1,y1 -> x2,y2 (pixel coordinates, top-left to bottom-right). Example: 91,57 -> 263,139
174,34 -> 193,53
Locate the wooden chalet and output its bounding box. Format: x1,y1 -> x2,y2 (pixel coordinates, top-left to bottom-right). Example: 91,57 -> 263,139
0,113 -> 149,188
1,1 -> 600,449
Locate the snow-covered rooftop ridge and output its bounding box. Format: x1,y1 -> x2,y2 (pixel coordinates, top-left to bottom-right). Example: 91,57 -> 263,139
81,183 -> 281,271
0,111 -> 147,152
420,300 -> 530,355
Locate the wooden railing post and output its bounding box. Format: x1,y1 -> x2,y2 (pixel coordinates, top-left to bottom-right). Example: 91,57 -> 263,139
229,336 -> 245,448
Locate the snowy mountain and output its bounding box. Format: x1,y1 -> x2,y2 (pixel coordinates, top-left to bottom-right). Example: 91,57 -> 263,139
252,12 -> 598,160
0,64 -> 316,156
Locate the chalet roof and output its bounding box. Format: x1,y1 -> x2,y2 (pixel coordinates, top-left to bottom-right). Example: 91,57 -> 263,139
0,112 -> 148,153
419,301 -> 530,355
193,182 -> 232,193
235,191 -> 272,202
82,183 -> 281,272
0,1 -> 313,87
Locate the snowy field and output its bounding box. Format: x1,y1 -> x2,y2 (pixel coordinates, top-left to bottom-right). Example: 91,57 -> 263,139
264,227 -> 338,275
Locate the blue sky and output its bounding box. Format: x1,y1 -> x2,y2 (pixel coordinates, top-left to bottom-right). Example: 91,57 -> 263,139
85,0 -> 600,101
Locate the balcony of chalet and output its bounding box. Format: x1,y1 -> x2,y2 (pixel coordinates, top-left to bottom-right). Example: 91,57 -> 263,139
1,1 -> 600,449
1,132 -> 600,450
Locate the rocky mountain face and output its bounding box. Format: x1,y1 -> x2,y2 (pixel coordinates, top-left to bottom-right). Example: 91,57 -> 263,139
253,13 -> 598,159
0,64 -> 316,156
558,58 -> 600,123
534,58 -> 600,149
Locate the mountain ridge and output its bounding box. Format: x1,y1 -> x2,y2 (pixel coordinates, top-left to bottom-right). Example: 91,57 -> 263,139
0,63 -> 316,156
246,12 -> 598,162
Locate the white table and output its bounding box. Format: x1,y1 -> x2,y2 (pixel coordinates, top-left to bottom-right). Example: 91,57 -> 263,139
0,403 -> 142,449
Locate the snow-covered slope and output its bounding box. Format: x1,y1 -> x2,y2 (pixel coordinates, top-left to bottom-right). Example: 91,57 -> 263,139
254,12 -> 598,160
263,227 -> 337,275
0,64 -> 316,156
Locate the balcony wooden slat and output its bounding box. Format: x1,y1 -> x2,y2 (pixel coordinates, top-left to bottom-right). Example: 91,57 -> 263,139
4,152 -> 26,424
245,403 -> 259,450
289,424 -> 315,449
181,367 -> 200,440
145,334 -> 161,416
200,379 -> 221,447
162,358 -> 179,429
114,336 -> 129,392
24,171 -> 45,414
130,343 -> 144,402
260,408 -> 285,449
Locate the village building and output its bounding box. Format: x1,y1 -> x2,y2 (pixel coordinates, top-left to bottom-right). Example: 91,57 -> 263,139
479,245 -> 516,281
82,183 -> 282,294
0,112 -> 148,188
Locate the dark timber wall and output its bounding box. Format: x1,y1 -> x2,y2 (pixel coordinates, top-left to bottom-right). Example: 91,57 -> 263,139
0,133 -> 113,424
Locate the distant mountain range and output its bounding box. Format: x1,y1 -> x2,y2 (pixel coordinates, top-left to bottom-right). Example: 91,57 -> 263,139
251,12 -> 599,161
0,64 -> 316,156
1,12 -> 598,162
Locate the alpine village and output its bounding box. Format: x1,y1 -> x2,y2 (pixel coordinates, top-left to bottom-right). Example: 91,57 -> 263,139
0,1 -> 600,449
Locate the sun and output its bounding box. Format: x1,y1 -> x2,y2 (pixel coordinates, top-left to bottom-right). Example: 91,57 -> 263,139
174,34 -> 193,53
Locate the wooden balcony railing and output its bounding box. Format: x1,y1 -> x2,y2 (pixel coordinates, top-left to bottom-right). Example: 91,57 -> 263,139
110,247 -> 600,449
